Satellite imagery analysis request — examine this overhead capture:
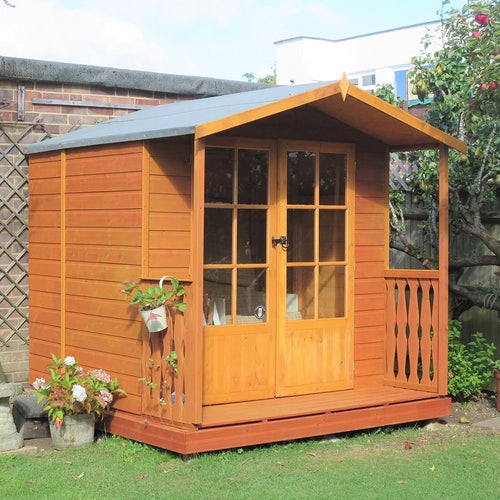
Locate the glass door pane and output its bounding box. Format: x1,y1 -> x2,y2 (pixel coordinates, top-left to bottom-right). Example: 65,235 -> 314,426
204,147 -> 269,326
285,151 -> 347,321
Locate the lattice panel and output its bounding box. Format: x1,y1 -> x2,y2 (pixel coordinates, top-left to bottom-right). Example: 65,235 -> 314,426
0,121 -> 51,347
390,156 -> 418,191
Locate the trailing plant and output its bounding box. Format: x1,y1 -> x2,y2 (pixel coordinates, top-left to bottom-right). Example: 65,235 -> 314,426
447,320 -> 496,399
139,358 -> 159,389
138,378 -> 158,389
165,351 -> 178,373
121,276 -> 186,312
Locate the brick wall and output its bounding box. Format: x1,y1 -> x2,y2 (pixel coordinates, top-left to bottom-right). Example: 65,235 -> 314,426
1,73 -> 209,383
0,79 -> 180,134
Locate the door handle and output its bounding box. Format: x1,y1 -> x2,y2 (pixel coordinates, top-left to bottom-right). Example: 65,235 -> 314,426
272,236 -> 289,249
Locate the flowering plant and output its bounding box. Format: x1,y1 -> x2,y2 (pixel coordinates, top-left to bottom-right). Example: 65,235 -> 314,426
32,354 -> 125,428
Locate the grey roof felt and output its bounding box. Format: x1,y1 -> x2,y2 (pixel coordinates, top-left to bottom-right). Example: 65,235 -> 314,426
23,82 -> 328,154
24,78 -> 466,155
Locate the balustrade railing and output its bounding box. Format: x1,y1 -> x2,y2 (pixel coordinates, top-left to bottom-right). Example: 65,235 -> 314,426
385,271 -> 440,392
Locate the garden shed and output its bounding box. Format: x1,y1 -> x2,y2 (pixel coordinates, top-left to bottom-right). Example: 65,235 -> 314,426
25,75 -> 466,454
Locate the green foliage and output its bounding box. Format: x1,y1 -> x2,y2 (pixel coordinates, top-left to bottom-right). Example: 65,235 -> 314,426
373,83 -> 401,105
138,377 -> 157,389
242,65 -> 276,84
139,358 -> 159,389
32,354 -> 125,425
407,0 -> 500,222
164,350 -> 178,373
121,276 -> 186,312
447,320 -> 496,399
391,0 -> 500,317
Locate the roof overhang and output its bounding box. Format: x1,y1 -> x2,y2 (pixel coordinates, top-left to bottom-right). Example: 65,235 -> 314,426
25,75 -> 466,155
195,75 -> 466,153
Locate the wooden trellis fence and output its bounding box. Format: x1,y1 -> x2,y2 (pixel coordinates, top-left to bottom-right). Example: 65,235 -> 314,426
0,120 -> 51,351
390,156 -> 417,191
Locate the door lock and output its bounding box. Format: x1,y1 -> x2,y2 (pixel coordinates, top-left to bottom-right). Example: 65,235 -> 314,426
272,236 -> 289,249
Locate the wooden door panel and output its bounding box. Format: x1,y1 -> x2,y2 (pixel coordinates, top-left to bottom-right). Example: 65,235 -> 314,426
277,320 -> 352,396
203,327 -> 275,404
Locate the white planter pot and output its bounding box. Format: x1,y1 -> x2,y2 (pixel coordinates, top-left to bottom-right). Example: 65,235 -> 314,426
140,305 -> 168,332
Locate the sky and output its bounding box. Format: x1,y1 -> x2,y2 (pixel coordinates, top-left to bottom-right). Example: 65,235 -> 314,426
1,0 -> 467,82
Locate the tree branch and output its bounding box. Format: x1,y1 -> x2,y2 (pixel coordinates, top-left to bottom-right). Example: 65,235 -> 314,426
459,217 -> 500,258
449,254 -> 499,269
449,282 -> 500,313
389,241 -> 436,269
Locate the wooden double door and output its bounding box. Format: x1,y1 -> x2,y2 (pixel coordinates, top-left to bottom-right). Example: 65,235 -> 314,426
203,139 -> 354,404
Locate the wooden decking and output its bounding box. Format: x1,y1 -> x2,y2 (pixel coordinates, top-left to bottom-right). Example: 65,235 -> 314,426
103,387 -> 451,455
201,386 -> 445,427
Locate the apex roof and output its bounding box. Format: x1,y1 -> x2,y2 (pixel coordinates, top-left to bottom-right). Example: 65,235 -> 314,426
25,76 -> 466,155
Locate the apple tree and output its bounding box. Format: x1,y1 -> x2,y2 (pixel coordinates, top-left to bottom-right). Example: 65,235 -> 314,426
394,0 -> 499,318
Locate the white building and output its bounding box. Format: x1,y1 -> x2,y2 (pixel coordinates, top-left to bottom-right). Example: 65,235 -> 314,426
274,20 -> 442,102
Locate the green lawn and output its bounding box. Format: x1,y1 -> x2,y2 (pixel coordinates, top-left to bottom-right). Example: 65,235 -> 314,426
1,424 -> 498,499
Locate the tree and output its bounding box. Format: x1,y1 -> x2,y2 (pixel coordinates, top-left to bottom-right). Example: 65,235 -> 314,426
242,65 -> 276,84
3,1 -> 15,7
392,0 -> 499,318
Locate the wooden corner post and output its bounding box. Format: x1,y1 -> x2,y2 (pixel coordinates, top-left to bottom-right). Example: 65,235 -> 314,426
438,145 -> 449,395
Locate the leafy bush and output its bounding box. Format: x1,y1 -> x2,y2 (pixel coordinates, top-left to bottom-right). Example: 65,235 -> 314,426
448,320 -> 496,399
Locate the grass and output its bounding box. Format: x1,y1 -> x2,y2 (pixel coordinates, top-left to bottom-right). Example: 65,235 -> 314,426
1,424 -> 498,499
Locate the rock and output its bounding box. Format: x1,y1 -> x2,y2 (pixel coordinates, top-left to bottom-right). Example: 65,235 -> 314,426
424,421 -> 448,431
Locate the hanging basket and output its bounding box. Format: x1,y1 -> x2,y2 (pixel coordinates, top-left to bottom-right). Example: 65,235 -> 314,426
140,304 -> 168,332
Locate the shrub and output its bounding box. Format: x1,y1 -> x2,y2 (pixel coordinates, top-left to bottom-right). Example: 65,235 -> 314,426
447,320 -> 496,399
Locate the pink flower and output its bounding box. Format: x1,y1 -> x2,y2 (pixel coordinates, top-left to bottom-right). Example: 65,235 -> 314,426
32,377 -> 46,390
100,390 -> 113,405
89,368 -> 111,384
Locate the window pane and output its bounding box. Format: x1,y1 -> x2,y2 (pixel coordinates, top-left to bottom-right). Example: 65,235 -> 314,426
203,269 -> 232,325
205,148 -> 234,203
362,74 -> 376,86
319,153 -> 346,205
287,266 -> 314,320
237,269 -> 266,323
287,151 -> 315,205
319,210 -> 345,261
204,208 -> 232,264
237,209 -> 266,264
238,149 -> 268,204
318,266 -> 345,318
287,209 -> 314,262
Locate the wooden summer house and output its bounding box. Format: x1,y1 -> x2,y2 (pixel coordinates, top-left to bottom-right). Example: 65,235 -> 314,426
26,76 -> 465,454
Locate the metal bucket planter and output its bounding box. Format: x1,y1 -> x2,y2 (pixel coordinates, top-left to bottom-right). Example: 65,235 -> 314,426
49,413 -> 95,450
140,304 -> 168,332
